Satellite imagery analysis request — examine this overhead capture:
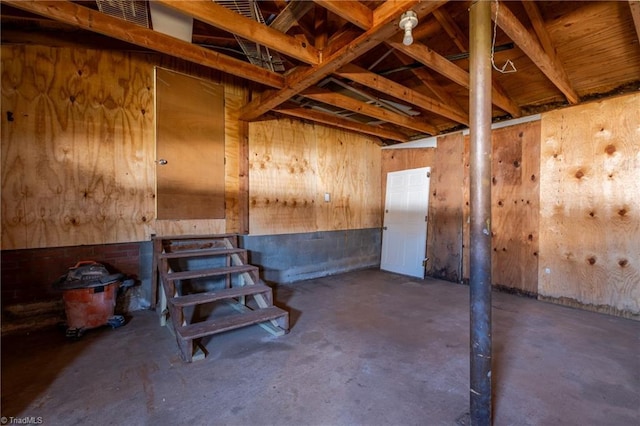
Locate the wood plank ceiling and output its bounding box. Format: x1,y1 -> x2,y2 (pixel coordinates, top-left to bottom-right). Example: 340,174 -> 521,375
2,0 -> 639,144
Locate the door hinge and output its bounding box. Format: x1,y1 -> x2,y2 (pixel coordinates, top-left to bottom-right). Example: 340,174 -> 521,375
422,257 -> 429,267
425,215 -> 428,222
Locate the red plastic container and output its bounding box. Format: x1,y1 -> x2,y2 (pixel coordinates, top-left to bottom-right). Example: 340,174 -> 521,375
62,281 -> 119,329
54,261 -> 125,336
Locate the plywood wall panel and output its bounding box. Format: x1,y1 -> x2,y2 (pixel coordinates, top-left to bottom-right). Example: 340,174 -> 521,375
539,93 -> 640,319
1,46 -> 155,248
426,133 -> 464,282
249,119 -> 318,235
222,75 -> 248,234
491,122 -> 540,295
249,118 -> 382,235
1,45 -> 248,249
316,127 -> 381,230
462,120 -> 541,293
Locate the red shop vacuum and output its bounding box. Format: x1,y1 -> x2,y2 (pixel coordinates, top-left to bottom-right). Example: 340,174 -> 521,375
53,261 -> 134,338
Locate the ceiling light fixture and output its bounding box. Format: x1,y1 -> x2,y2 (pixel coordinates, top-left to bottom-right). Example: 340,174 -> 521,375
399,10 -> 418,46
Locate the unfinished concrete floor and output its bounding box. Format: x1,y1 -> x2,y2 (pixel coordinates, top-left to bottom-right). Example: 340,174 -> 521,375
2,269 -> 639,425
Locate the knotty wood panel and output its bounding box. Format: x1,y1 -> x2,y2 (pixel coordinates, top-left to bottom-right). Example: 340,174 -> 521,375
462,121 -> 541,293
1,45 -> 248,249
316,127 -> 382,230
1,46 -> 155,249
426,133 -> 464,282
249,118 -> 318,234
539,93 -> 640,319
491,122 -> 540,295
249,118 -> 382,235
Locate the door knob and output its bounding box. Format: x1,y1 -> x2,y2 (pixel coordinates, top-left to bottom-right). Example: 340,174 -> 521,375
156,159 -> 168,165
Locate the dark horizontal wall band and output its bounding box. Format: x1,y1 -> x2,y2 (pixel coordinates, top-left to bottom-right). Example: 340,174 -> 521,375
1,242 -> 147,306
241,228 -> 382,284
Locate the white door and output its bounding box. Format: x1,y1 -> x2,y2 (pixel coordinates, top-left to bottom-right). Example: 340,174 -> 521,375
380,167 -> 431,278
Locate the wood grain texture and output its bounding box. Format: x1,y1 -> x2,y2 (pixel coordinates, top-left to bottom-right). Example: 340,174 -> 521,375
249,118 -> 318,235
1,45 -> 249,249
316,126 -> 382,230
491,122 -> 540,295
248,118 -> 382,235
155,68 -> 225,220
539,93 -> 640,319
426,132 -> 464,282
1,46 -> 155,248
222,74 -> 248,234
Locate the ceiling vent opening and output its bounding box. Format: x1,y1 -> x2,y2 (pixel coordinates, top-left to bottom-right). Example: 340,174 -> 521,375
95,0 -> 150,28
214,0 -> 285,72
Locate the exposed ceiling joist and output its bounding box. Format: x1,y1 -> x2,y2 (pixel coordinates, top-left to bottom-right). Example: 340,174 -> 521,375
335,63 -> 469,125
275,105 -> 407,143
430,7 -> 516,119
388,39 -> 522,117
301,86 -> 438,135
4,0 -> 637,143
156,0 -> 319,65
4,0 -> 285,88
313,4 -> 328,50
269,0 -> 314,33
491,1 -> 579,105
312,0 -> 372,30
239,0 -> 448,121
390,51 -> 466,114
432,8 -> 468,52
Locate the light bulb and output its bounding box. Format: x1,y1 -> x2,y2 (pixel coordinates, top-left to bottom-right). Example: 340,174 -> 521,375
399,10 -> 418,46
403,27 -> 413,46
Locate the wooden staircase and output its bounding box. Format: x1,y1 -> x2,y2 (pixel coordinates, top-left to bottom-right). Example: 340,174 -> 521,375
152,234 -> 289,362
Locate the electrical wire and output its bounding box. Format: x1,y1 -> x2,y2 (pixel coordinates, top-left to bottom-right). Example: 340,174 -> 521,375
492,0 -> 517,74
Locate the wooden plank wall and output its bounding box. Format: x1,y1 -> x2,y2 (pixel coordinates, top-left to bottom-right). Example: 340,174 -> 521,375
248,118 -> 382,235
538,93 -> 640,319
0,45 -> 246,249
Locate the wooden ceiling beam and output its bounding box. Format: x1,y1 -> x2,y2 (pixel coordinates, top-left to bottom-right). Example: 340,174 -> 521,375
301,87 -> 438,135
314,4 -> 329,50
389,39 -> 522,117
491,1 -> 579,104
269,0 -> 314,33
423,9 -> 520,120
630,0 -> 640,44
390,50 -> 466,116
274,106 -> 408,142
4,0 -> 284,89
521,1 -> 576,103
240,1 -> 448,121
432,8 -> 468,52
335,63 -> 469,125
312,1 -> 372,30
156,0 -> 319,65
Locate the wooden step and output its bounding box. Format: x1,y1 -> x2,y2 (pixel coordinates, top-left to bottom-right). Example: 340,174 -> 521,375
164,264 -> 257,281
153,233 -> 239,241
160,248 -> 245,260
169,284 -> 272,308
177,306 -> 288,340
